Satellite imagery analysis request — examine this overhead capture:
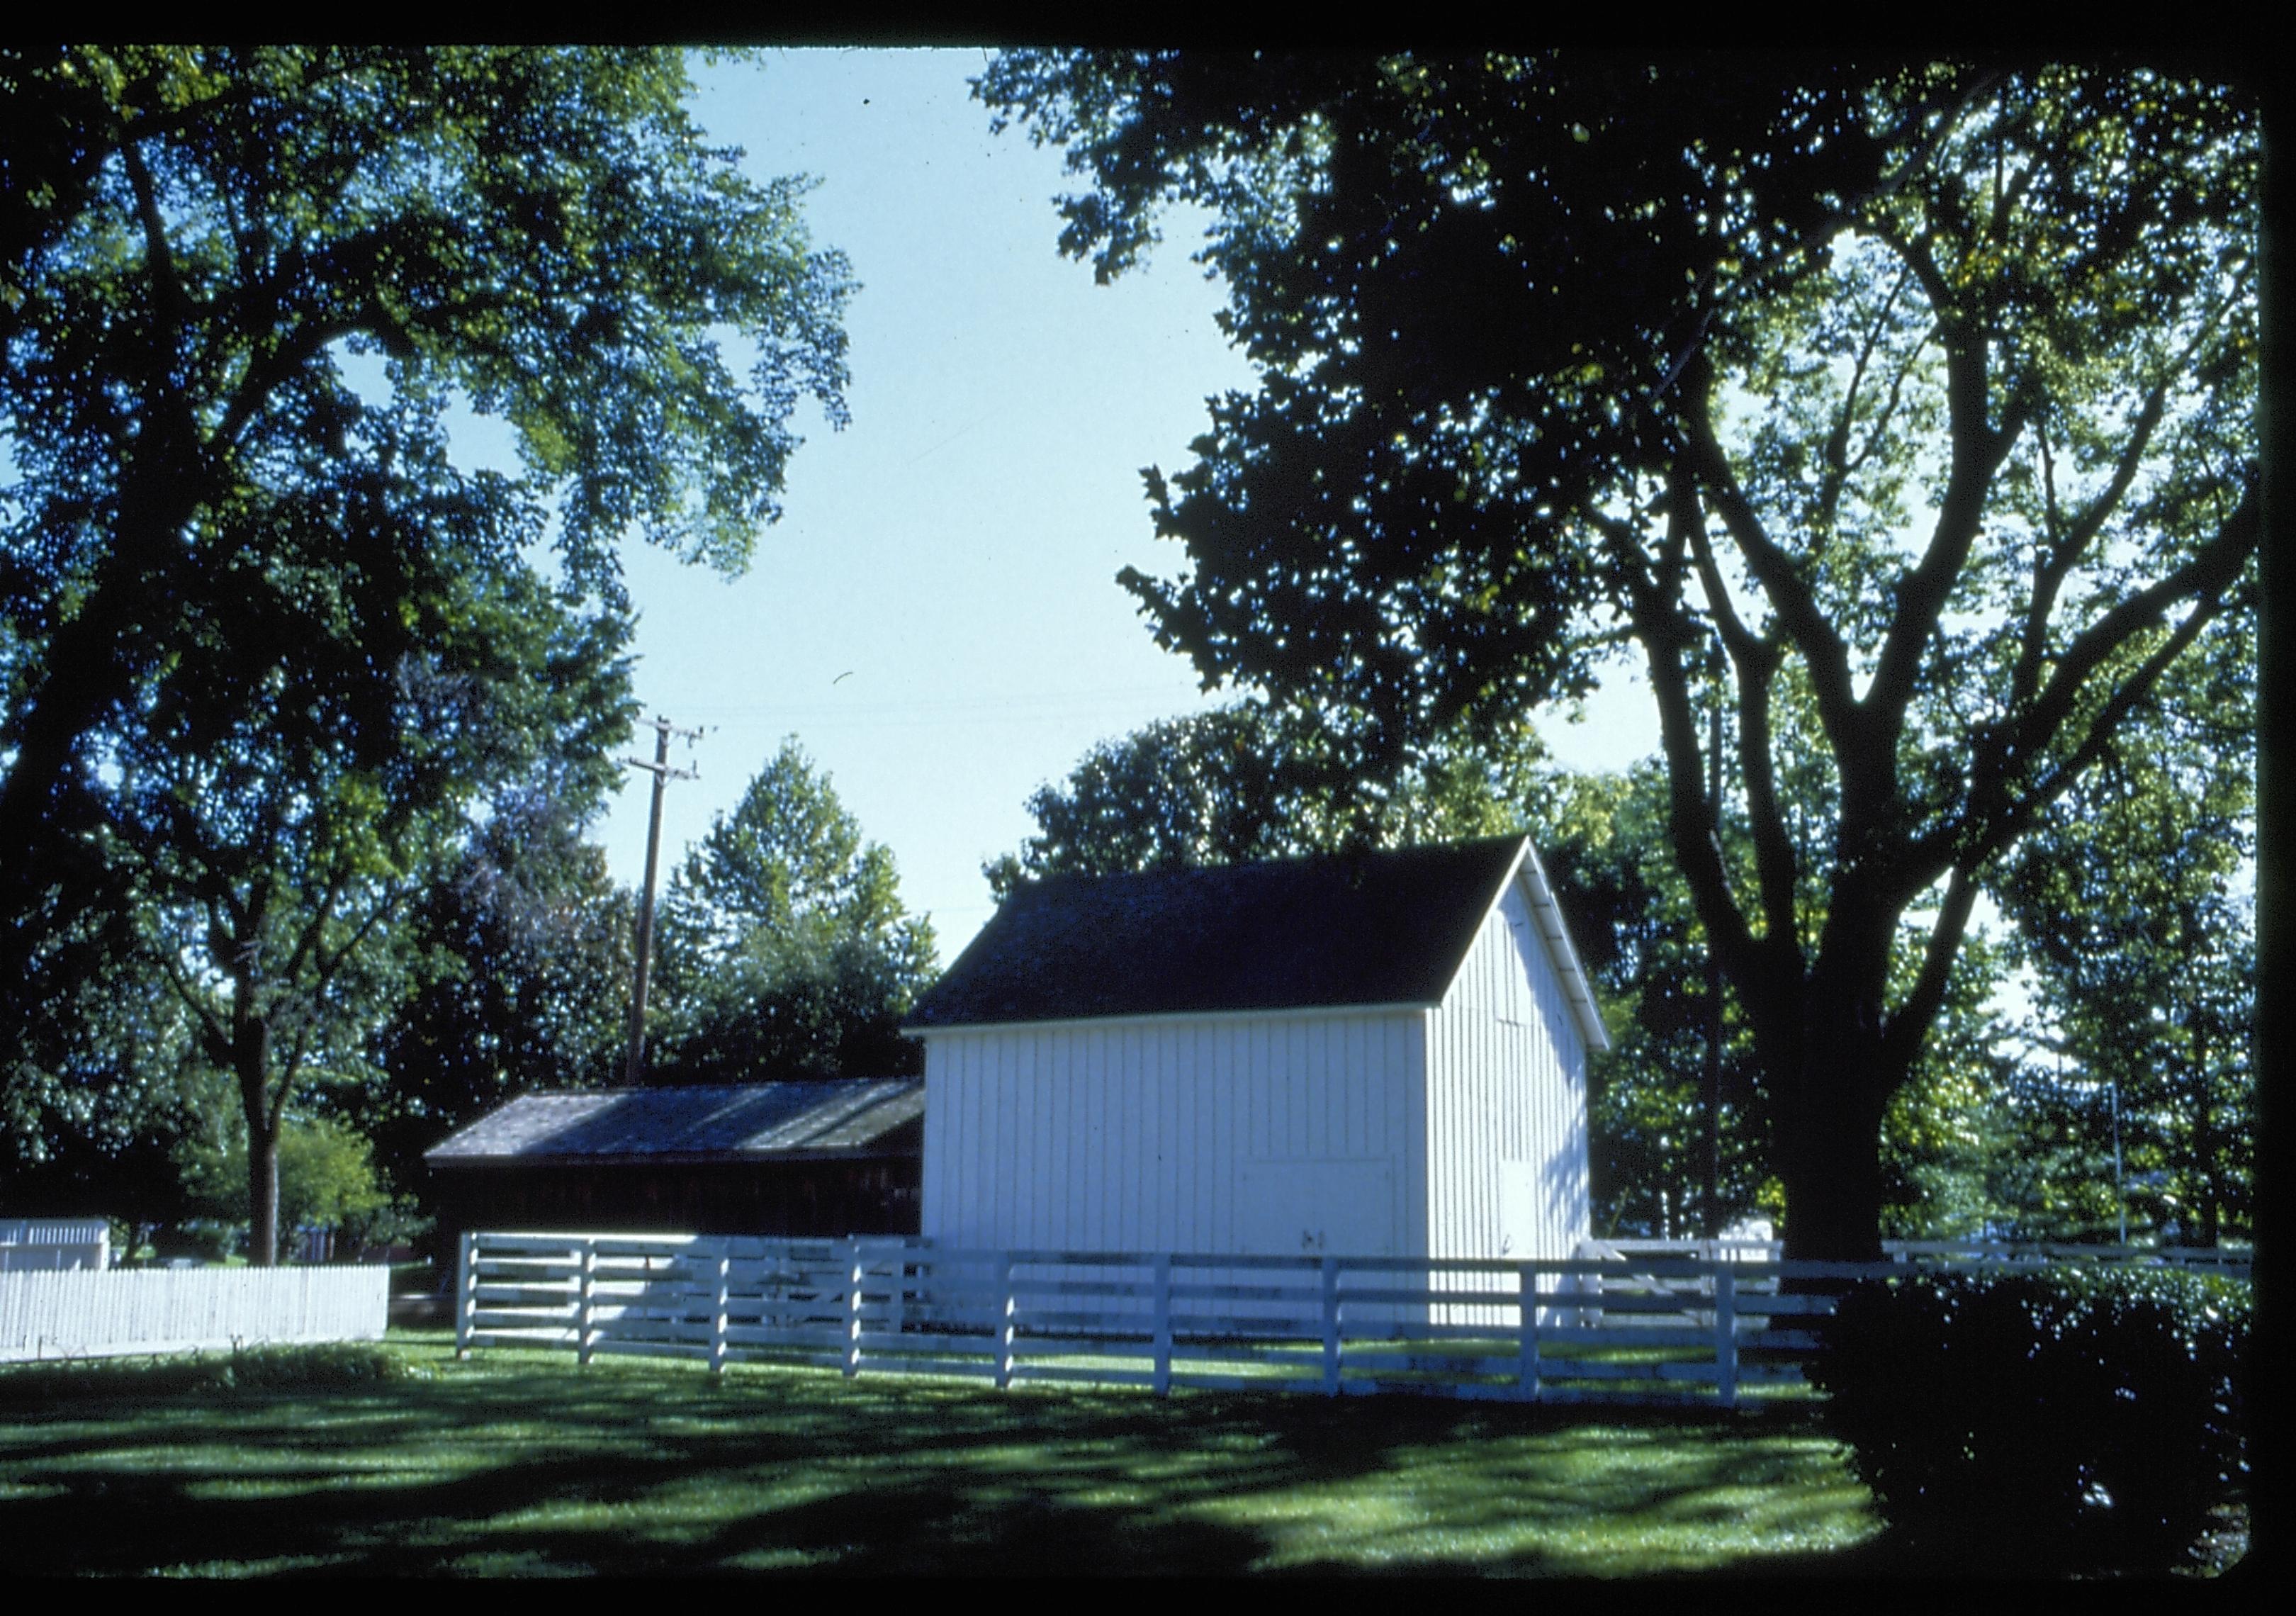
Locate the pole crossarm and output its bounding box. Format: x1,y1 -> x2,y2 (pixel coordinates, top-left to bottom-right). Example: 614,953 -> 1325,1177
620,714 -> 706,1084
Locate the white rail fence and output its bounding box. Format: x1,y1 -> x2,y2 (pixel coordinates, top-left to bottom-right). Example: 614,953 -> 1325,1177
1582,1235 -> 2253,1280
456,1233 -> 1920,1407
1,1265 -> 388,1362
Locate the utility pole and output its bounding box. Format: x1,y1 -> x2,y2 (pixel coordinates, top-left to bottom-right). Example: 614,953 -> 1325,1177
622,715 -> 702,1086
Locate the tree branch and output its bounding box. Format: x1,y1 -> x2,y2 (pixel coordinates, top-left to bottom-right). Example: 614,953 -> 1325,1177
1879,863 -> 1980,1080
1604,502 -> 1762,994
2011,281 -> 2249,713
157,946 -> 231,1064
1995,592 -> 2233,867
1642,67 -> 2005,422
1675,464 -> 1799,950
1814,262 -> 1915,542
1677,369 -> 1862,760
2013,483 -> 2258,768
1863,289 -> 2025,765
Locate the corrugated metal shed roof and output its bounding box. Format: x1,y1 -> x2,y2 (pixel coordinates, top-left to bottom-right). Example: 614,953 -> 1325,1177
424,1078 -> 923,1167
907,834 -> 1603,1037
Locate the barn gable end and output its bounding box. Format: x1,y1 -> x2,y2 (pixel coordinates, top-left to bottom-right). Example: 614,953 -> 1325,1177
1425,871 -> 1594,1267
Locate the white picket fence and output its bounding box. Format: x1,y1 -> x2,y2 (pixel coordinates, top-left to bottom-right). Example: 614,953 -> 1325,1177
454,1233 -> 1914,1407
0,1264 -> 388,1362
0,1218 -> 111,1272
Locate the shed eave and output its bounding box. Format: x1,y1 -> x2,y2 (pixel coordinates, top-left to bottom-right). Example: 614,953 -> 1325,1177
424,1145 -> 916,1169
903,997 -> 1439,1039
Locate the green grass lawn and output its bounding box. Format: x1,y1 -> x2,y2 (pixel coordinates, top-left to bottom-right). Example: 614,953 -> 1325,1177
0,1330 -> 1889,1576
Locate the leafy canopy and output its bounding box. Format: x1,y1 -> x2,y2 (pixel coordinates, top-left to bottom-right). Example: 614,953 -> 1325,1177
106,500 -> 636,1261
364,789 -> 634,1209
1,45 -> 852,977
653,741 -> 938,1084
979,55 -> 2257,1257
984,701 -> 1547,902
1,47 -> 848,1250
1993,609 -> 2254,1245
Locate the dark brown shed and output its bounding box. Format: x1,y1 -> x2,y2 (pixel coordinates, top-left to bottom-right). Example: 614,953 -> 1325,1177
423,1079 -> 922,1250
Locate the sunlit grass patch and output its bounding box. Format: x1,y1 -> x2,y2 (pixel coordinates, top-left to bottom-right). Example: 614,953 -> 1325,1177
0,1328 -> 1884,1577
154,1553 -> 367,1578
1183,1416 -> 1881,1575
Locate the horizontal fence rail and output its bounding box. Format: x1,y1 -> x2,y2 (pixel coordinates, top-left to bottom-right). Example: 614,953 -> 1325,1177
1,1264 -> 388,1362
455,1233 -> 2021,1408
1580,1237 -> 2252,1282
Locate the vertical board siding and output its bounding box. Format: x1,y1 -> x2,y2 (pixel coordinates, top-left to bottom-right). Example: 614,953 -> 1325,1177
920,868 -> 1588,1302
1426,879 -> 1592,1281
923,1009 -> 1421,1256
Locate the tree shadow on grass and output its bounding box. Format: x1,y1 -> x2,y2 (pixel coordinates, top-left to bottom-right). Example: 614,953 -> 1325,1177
0,1359 -> 1887,1578
0,1423 -> 1286,1576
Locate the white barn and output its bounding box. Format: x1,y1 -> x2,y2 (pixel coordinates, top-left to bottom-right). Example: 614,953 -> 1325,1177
904,835 -> 1606,1262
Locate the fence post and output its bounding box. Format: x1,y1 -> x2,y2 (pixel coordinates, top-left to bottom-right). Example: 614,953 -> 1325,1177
1714,1264 -> 1738,1408
889,1242 -> 908,1350
1152,1254 -> 1173,1397
711,1251 -> 731,1376
576,1240 -> 597,1366
456,1231 -> 478,1359
846,1237 -> 864,1379
1320,1255 -> 1341,1396
995,1254 -> 1016,1390
1517,1261 -> 1541,1402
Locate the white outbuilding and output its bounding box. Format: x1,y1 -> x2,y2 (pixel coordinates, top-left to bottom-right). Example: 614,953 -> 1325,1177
904,834 -> 1606,1262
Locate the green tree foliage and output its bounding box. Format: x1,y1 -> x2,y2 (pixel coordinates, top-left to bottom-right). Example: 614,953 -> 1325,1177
1992,614 -> 2254,1245
178,1113 -> 391,1247
1874,929 -> 2021,1240
651,741 -> 938,1084
108,546 -> 632,1264
0,962 -> 210,1230
984,702 -> 1548,902
1529,766 -> 1769,1239
361,784 -> 634,1211
0,44 -> 850,1062
978,55 -> 2257,1257
1,47 -> 851,1257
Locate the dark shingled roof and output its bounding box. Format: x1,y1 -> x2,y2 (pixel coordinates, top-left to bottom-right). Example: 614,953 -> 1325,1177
424,1079 -> 923,1167
907,835 -> 1538,1029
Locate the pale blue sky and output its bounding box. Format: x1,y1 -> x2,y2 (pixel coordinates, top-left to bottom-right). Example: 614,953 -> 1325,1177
590,49 -> 1658,963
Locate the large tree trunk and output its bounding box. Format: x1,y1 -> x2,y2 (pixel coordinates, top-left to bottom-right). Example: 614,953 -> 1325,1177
1773,1075 -> 1889,1262
236,1016 -> 281,1267
1762,931 -> 1903,1264
245,1123 -> 281,1269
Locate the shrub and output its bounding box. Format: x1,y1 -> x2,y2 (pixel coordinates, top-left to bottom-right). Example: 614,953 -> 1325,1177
1806,1266 -> 2249,1573
0,1342 -> 419,1405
